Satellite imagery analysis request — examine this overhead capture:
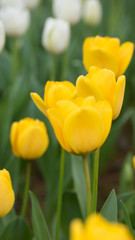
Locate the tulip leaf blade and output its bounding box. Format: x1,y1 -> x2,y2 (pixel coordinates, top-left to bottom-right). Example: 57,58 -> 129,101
30,191 -> 51,240
119,200 -> 134,236
100,189 -> 117,222
0,217 -> 32,240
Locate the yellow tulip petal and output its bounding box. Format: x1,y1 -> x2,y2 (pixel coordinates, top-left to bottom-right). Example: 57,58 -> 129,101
87,66 -> 101,78
76,75 -> 104,100
10,122 -> 20,157
83,48 -> 119,74
30,92 -> 47,116
0,170 -> 15,217
17,125 -> 49,159
117,42 -> 134,77
47,108 -> 72,153
85,214 -> 134,240
82,96 -> 96,108
44,81 -> 76,108
91,69 -> 116,105
70,219 -> 84,240
64,108 -> 104,155
56,100 -> 78,123
96,101 -> 112,147
112,75 -> 126,120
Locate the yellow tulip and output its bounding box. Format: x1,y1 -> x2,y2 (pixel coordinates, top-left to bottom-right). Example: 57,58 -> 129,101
46,97 -> 112,155
83,35 -> 134,78
70,213 -> 134,240
10,118 -> 49,160
0,169 -> 15,217
133,156 -> 135,170
76,67 -> 126,120
30,81 -> 76,116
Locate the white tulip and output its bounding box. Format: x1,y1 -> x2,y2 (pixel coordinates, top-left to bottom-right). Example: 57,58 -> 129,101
52,0 -> 82,25
0,0 -> 24,8
82,0 -> 102,26
42,18 -> 70,54
23,0 -> 40,9
0,21 -> 5,52
0,7 -> 30,37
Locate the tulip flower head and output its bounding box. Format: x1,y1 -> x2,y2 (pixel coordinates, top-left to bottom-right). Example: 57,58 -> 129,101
31,81 -> 112,155
76,67 -> 126,120
70,213 -> 134,240
0,20 -> 5,52
10,118 -> 49,160
52,0 -> 82,25
31,81 -> 77,116
82,0 -> 102,26
0,169 -> 15,217
83,36 -> 134,78
42,17 -> 70,55
0,7 -> 30,37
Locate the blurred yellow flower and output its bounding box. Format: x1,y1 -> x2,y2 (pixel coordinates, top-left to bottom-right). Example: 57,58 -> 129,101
46,97 -> 112,154
10,118 -> 49,160
0,169 -> 15,217
70,213 -> 134,240
133,155 -> 135,170
30,81 -> 76,116
76,67 -> 126,120
83,36 -> 134,78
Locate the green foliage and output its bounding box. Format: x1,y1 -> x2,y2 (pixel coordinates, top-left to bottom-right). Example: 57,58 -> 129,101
0,217 -> 32,240
100,189 -> 118,222
30,191 -> 51,240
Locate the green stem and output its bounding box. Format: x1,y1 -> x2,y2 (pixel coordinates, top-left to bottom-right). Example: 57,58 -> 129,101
55,148 -> 65,240
50,54 -> 57,81
92,148 -> 100,213
21,161 -> 31,218
83,155 -> 91,216
60,48 -> 68,81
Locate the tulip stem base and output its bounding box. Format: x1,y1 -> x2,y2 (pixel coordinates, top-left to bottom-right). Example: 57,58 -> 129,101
55,148 -> 65,240
83,155 -> 91,216
21,161 -> 31,218
92,148 -> 100,213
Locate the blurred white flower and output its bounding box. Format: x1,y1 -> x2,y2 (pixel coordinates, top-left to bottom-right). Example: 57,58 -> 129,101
0,21 -> 5,52
0,7 -> 30,37
42,17 -> 70,54
23,0 -> 40,9
52,0 -> 82,25
0,0 -> 24,8
82,0 -> 102,26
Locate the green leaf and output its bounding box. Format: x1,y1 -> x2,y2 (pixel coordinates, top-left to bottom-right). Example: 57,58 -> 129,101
119,200 -> 134,236
100,189 -> 117,222
0,217 -> 32,240
118,191 -> 135,203
30,191 -> 51,240
71,155 -> 87,219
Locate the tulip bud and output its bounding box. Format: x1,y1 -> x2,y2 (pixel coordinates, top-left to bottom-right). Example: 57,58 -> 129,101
10,118 -> 49,160
0,20 -> 5,52
23,0 -> 40,9
0,169 -> 15,217
82,0 -> 102,26
0,7 -> 30,37
52,0 -> 82,25
42,17 -> 70,55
